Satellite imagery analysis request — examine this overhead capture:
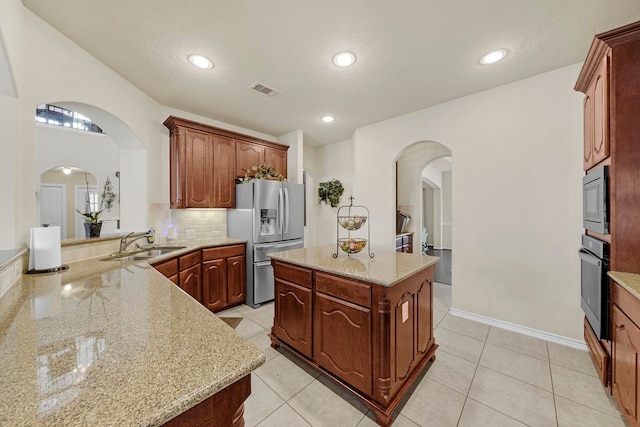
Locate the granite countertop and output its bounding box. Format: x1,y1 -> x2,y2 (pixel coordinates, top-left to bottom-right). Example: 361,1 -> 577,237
609,271 -> 640,300
269,245 -> 439,286
0,237 -> 265,426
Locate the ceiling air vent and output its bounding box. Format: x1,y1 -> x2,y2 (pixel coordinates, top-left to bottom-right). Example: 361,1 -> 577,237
249,82 -> 281,98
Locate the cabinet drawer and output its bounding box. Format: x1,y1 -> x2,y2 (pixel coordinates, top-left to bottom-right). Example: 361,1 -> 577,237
315,272 -> 371,308
152,258 -> 178,277
273,260 -> 312,288
202,244 -> 245,261
179,250 -> 202,270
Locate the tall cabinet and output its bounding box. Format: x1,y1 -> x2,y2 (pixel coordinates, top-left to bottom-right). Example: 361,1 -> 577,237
575,21 -> 640,426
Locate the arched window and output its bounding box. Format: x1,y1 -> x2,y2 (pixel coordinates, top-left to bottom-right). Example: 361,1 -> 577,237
35,104 -> 104,134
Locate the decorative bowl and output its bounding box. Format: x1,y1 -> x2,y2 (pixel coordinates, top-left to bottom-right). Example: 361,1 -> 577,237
338,238 -> 367,254
338,216 -> 367,230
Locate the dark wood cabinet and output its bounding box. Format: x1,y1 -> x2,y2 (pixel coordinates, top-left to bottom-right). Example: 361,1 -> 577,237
270,258 -> 437,427
164,116 -> 288,209
179,251 -> 202,302
395,233 -> 413,253
152,244 -> 246,312
202,244 -> 246,312
236,140 -> 288,179
582,54 -> 609,170
611,303 -> 640,425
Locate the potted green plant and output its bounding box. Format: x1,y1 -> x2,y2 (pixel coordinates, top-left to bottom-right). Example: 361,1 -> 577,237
76,174 -> 106,238
318,179 -> 344,207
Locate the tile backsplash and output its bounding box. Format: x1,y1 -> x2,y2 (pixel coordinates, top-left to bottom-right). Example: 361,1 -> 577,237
148,204 -> 227,243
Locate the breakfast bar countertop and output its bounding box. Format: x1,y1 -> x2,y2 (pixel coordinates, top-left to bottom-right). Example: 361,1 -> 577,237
269,244 -> 439,286
609,271 -> 640,300
0,237 -> 265,426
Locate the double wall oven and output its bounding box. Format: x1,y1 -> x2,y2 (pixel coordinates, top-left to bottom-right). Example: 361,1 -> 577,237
580,165 -> 610,340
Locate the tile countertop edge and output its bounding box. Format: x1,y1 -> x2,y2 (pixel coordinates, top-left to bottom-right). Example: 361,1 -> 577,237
268,245 -> 439,286
609,271 -> 640,300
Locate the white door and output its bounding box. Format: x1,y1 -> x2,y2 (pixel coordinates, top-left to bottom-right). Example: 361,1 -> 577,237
75,185 -> 98,238
40,184 -> 66,238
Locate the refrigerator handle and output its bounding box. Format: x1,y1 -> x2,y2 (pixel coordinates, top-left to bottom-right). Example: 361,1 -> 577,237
284,188 -> 290,234
252,182 -> 259,243
278,187 -> 284,233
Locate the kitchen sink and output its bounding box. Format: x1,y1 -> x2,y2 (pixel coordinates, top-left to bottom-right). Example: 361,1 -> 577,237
101,246 -> 187,261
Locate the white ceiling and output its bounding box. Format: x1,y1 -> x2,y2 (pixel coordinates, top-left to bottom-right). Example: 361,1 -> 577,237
22,0 -> 640,146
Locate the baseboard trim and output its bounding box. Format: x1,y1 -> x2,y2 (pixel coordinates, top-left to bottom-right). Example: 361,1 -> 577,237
449,308 -> 587,351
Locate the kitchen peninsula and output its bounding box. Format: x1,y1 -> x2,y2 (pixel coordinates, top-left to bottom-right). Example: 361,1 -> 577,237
0,238 -> 265,426
269,246 -> 439,427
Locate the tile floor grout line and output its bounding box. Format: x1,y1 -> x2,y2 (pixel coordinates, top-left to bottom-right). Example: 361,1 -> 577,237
547,341 -> 560,427
454,324 -> 490,426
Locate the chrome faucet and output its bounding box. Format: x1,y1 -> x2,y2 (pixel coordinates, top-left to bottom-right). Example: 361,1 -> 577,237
119,229 -> 155,253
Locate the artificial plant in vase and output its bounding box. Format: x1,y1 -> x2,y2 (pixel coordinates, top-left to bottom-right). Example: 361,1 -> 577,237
75,173 -> 108,238
318,179 -> 344,207
239,164 -> 287,183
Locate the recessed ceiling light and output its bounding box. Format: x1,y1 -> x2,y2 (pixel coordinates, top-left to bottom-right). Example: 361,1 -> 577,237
62,167 -> 72,175
332,52 -> 356,67
479,49 -> 508,65
188,54 -> 214,70
320,115 -> 335,123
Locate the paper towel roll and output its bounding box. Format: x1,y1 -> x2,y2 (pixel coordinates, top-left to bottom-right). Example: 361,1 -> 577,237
29,226 -> 63,271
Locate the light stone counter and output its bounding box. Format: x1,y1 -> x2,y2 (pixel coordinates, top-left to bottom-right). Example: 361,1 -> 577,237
609,271 -> 640,300
0,237 -> 265,426
269,245 -> 439,286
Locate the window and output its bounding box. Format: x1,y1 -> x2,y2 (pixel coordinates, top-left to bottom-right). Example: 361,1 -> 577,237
35,104 -> 104,134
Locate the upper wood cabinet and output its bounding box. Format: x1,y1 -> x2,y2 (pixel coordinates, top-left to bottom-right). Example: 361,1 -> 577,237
580,53 -> 610,170
236,140 -> 288,179
164,116 -> 289,208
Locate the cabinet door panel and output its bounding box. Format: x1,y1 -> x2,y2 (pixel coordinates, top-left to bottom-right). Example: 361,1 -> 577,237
185,129 -> 214,208
583,92 -> 594,169
592,57 -> 609,164
202,259 -> 226,311
213,136 -> 235,208
314,292 -> 372,395
180,264 -> 202,302
236,141 -> 264,178
227,255 -> 246,306
274,279 -> 312,357
394,293 -> 415,382
416,279 -> 433,356
265,147 -> 287,178
612,305 -> 640,424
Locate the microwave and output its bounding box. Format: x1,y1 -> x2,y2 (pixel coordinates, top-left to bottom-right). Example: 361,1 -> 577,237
583,165 -> 609,235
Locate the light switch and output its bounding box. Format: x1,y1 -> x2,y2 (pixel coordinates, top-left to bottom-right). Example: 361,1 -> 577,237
402,301 -> 409,323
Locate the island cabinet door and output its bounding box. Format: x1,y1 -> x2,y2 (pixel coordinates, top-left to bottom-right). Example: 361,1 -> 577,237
274,278 -> 313,358
416,278 -> 433,357
314,292 -> 372,395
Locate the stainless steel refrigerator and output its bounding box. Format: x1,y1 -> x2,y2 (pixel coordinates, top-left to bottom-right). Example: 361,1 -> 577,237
227,180 -> 304,308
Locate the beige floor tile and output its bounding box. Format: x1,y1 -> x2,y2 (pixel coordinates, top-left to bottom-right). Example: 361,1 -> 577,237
438,313 -> 490,341
550,364 -> 621,417
247,330 -> 283,362
255,353 -> 318,401
215,306 -> 244,317
458,398 -> 527,427
356,411 -> 418,427
256,403 -> 312,427
434,327 -> 485,364
555,396 -> 625,427
433,308 -> 448,327
288,379 -> 368,427
479,343 -> 552,391
486,326 -> 548,361
235,303 -> 260,314
433,282 -> 452,300
244,374 -> 285,427
433,297 -> 451,313
244,307 -> 275,329
425,349 -> 477,395
548,342 -> 598,377
468,366 -> 556,427
400,379 -> 466,426
234,316 -> 268,339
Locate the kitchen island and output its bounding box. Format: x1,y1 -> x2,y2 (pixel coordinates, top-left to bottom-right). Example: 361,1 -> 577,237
269,246 -> 439,427
0,238 -> 265,426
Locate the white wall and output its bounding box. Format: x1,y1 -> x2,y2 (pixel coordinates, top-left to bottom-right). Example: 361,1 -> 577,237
441,171 -> 452,249
351,64 -> 584,340
313,138 -> 354,246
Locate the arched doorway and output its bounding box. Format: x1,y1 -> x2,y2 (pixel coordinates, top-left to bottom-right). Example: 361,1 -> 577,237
395,141 -> 452,285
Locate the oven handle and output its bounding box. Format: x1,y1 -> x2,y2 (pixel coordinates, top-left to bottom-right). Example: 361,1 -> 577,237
579,248 -> 601,267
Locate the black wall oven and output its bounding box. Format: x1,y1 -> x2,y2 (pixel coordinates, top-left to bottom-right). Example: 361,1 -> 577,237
580,234 -> 609,340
